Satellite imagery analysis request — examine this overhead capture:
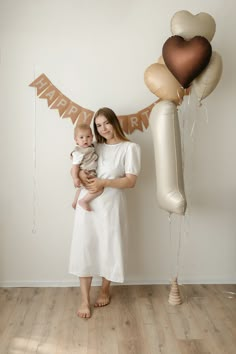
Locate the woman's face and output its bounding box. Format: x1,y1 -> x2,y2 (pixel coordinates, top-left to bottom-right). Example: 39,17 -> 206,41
95,115 -> 116,143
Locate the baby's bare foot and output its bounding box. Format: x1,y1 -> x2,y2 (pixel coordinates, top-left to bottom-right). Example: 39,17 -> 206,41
94,291 -> 110,307
77,302 -> 91,318
79,200 -> 92,211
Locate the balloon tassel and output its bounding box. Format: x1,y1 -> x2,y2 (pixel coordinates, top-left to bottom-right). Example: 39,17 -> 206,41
168,277 -> 182,305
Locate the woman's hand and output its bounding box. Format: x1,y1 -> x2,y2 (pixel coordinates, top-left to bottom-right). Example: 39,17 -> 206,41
86,178 -> 104,193
78,170 -> 93,188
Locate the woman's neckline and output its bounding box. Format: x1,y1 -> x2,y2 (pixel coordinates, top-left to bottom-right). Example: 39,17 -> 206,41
105,140 -> 124,146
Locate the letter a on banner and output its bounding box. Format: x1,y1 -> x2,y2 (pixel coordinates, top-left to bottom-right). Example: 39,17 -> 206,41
39,84 -> 61,106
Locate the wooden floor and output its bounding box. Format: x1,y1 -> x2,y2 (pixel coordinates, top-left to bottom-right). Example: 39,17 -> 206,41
0,284 -> 235,354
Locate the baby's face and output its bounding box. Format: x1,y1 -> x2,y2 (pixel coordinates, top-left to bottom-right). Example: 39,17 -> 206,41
75,129 -> 93,148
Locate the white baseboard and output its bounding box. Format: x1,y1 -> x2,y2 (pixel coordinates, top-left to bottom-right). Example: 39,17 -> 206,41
0,278 -> 235,288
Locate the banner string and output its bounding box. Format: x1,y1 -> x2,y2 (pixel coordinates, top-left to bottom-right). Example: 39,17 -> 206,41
29,73 -> 157,134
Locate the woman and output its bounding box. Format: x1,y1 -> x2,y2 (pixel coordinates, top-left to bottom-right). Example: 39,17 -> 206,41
69,107 -> 141,318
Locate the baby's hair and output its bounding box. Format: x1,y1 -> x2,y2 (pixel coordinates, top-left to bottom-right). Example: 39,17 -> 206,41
74,123 -> 92,137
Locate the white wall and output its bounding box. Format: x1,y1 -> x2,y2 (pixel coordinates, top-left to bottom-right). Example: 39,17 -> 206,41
0,0 -> 235,286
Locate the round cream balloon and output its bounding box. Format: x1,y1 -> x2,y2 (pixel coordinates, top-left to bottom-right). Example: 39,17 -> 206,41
192,51 -> 223,101
144,62 -> 184,105
171,10 -> 216,41
149,100 -> 187,215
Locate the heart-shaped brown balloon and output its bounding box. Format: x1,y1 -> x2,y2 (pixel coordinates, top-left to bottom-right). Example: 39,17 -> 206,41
162,35 -> 212,88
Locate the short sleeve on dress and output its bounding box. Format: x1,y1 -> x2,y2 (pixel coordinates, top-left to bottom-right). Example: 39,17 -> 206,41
72,150 -> 83,165
125,143 -> 141,175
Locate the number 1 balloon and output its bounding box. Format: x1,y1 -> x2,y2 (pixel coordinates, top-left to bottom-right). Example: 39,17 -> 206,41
149,100 -> 186,215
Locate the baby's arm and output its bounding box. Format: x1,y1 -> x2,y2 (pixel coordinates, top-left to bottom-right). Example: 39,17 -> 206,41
71,164 -> 81,188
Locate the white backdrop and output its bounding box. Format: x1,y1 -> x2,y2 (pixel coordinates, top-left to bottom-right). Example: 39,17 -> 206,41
0,0 -> 235,286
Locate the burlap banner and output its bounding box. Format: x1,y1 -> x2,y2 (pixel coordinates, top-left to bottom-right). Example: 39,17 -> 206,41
29,73 -> 159,133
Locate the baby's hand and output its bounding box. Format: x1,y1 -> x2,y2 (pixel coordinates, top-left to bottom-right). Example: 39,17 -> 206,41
73,178 -> 80,188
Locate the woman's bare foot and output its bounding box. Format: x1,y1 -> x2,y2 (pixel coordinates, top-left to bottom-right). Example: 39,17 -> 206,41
94,291 -> 110,307
77,302 -> 91,318
78,199 -> 92,211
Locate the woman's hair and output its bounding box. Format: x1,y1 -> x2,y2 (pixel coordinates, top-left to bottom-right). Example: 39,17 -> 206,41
93,107 -> 129,143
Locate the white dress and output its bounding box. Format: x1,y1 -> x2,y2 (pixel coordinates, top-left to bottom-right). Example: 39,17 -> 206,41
68,141 -> 141,283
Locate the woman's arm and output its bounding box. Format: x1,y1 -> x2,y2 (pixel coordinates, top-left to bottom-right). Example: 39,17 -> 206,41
86,174 -> 137,193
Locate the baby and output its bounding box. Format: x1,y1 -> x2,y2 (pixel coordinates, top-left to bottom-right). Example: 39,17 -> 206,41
71,123 -> 102,211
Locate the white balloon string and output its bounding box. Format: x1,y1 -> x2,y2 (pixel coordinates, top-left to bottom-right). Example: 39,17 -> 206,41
179,215 -> 185,281
190,119 -> 196,137
176,215 -> 183,280
177,89 -> 180,103
184,89 -> 197,256
184,95 -> 195,217
197,98 -> 202,109
178,93 -> 195,289
177,88 -> 184,105
203,103 -> 209,124
32,67 -> 37,235
187,89 -> 191,105
168,212 -> 174,282
199,80 -> 208,105
168,213 -> 183,283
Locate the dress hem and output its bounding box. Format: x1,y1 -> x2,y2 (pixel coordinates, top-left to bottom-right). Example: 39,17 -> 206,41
68,271 -> 124,284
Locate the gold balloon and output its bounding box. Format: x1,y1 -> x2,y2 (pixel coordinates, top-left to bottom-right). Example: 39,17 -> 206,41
144,62 -> 184,105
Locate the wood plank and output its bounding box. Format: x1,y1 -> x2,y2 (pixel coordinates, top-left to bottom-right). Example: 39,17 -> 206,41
177,339 -> 210,354
89,286 -> 119,354
127,285 -> 164,354
0,288 -> 36,353
0,284 -> 235,354
151,285 -> 183,354
25,287 -> 66,353
113,285 -> 149,354
55,287 -> 89,354
199,285 -> 236,354
0,288 -> 21,335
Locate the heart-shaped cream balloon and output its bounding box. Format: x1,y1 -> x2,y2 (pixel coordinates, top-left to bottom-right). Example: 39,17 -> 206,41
171,10 -> 216,41
192,51 -> 223,101
144,61 -> 184,105
162,35 -> 212,88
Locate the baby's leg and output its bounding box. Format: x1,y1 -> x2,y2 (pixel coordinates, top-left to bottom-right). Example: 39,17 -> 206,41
72,189 -> 80,209
78,190 -> 103,211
